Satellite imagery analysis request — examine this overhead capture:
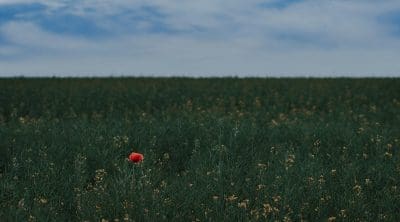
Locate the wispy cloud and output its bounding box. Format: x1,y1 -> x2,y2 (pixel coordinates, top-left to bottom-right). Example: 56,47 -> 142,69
0,0 -> 400,76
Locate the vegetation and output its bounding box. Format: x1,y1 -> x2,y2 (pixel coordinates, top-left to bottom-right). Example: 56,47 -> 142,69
1,78 -> 399,221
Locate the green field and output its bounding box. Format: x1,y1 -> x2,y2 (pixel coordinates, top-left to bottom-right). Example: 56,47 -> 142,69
1,78 -> 399,221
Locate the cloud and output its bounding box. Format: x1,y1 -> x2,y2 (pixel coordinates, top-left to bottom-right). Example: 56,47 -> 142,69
0,0 -> 400,76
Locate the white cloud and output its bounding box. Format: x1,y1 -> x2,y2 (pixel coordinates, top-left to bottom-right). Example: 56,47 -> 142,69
1,22 -> 93,51
0,0 -> 400,76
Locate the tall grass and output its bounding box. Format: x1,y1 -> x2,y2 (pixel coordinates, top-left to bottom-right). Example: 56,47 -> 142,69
1,78 -> 399,221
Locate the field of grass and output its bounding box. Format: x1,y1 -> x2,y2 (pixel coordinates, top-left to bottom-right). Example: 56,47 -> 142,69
0,78 -> 400,221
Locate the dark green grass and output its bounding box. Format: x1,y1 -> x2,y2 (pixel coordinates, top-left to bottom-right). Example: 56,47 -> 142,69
1,78 -> 400,221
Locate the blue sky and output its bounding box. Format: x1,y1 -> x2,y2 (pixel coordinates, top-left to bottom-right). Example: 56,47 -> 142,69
0,0 -> 400,76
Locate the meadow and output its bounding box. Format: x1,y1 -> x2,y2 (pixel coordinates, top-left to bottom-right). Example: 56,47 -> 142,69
0,77 -> 399,221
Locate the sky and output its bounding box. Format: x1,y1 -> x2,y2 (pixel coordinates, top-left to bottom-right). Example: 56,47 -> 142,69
0,0 -> 400,77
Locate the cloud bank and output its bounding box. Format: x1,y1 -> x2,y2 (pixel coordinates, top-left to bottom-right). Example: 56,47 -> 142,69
0,0 -> 400,76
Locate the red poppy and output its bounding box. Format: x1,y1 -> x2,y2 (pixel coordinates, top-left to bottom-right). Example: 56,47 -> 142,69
129,152 -> 144,163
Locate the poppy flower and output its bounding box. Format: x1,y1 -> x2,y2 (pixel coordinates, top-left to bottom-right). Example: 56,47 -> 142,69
129,152 -> 144,163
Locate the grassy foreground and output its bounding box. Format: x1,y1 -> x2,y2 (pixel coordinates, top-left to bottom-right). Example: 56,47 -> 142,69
0,78 -> 400,221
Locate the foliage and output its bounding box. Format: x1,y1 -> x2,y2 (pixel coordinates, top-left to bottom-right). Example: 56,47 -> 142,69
0,77 -> 400,221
